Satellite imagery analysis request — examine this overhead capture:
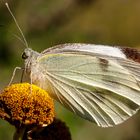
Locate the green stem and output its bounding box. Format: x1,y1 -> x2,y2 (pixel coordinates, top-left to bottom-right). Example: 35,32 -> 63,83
13,127 -> 26,140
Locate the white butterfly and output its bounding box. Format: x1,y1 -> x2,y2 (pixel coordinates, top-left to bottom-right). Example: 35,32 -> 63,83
6,2 -> 140,128
22,43 -> 140,127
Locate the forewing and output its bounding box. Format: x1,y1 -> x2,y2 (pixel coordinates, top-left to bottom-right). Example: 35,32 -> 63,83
41,43 -> 127,58
36,52 -> 140,127
42,43 -> 140,87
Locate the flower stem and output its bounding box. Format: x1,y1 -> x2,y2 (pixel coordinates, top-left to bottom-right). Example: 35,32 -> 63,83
13,127 -> 26,140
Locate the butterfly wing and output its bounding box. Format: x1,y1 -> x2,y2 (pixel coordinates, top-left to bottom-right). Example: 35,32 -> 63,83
41,43 -> 127,59
33,44 -> 140,127
42,43 -> 140,89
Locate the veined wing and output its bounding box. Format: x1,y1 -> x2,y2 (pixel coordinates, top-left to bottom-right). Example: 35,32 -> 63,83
37,52 -> 140,127
42,43 -> 140,85
41,43 -> 127,59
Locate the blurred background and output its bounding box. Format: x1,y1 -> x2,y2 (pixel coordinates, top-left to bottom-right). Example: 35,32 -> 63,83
0,0 -> 140,139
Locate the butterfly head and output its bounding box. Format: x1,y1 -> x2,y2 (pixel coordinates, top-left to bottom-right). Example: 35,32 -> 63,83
22,48 -> 32,60
22,48 -> 40,73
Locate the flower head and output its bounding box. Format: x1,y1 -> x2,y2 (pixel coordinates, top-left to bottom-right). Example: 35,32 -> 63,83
0,83 -> 55,127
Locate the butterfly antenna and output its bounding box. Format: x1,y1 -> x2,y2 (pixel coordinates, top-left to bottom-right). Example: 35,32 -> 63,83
12,33 -> 27,47
5,2 -> 29,48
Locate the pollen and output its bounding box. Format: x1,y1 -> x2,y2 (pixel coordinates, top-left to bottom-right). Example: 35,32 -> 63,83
0,83 -> 55,127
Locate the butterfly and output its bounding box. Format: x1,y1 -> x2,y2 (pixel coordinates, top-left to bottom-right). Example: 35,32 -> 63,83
22,43 -> 140,127
6,2 -> 140,127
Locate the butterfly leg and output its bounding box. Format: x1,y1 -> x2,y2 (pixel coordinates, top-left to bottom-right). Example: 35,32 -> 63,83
28,71 -> 33,94
20,68 -> 26,83
8,67 -> 22,86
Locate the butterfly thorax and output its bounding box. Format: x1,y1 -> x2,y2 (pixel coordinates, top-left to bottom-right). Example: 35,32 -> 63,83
22,48 -> 40,74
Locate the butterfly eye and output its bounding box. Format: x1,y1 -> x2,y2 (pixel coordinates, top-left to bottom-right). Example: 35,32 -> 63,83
22,52 -> 28,59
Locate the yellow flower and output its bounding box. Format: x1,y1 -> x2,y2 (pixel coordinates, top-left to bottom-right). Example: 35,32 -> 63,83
0,83 -> 55,127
